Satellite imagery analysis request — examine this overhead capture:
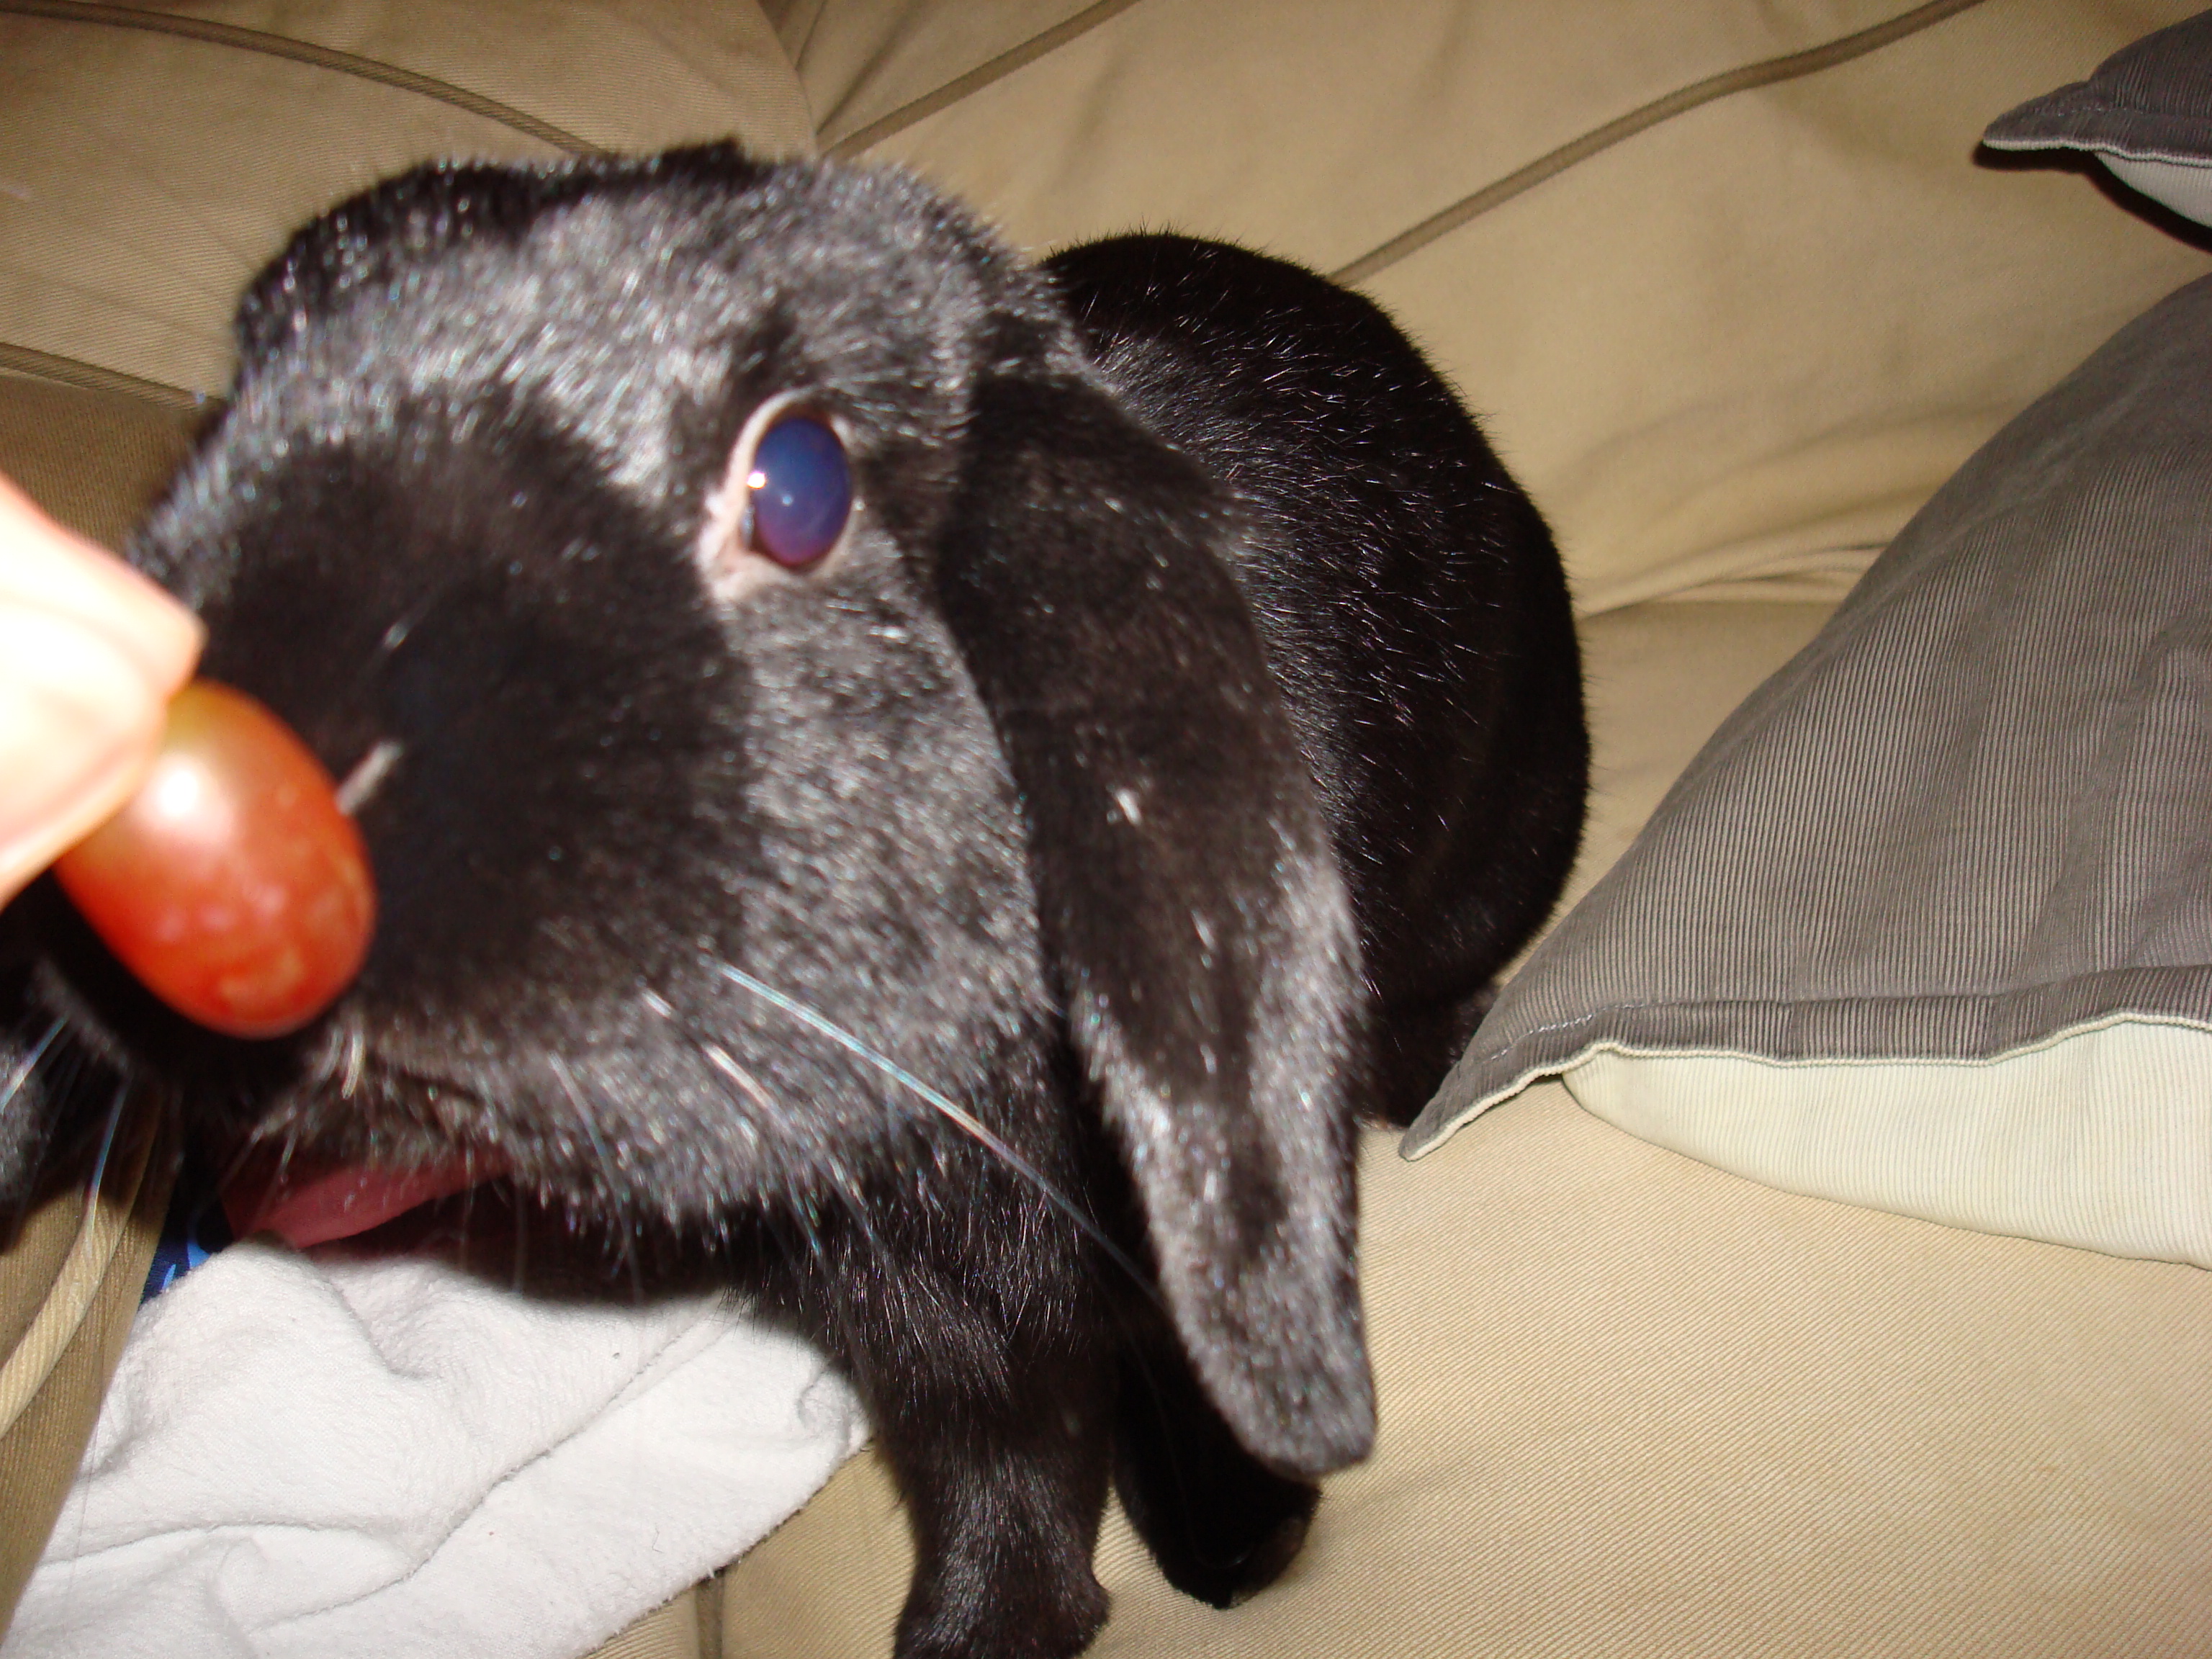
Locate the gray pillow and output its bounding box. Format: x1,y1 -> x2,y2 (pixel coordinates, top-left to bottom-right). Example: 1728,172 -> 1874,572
1982,9 -> 2212,226
1406,274 -> 2212,1269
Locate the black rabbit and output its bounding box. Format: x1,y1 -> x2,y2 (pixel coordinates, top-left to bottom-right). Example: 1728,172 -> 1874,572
0,145 -> 1586,1658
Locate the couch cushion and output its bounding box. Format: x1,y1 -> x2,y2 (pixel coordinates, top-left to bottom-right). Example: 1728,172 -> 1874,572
0,374 -> 200,551
723,1082 -> 2212,1658
1416,271 -> 2212,1268
0,0 -> 811,403
0,1092 -> 171,1630
788,0 -> 2211,611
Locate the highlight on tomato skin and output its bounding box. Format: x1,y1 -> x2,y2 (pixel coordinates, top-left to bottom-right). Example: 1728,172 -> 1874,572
53,680 -> 376,1040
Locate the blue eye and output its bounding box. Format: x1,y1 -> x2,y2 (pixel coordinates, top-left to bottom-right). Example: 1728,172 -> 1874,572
745,413 -> 852,568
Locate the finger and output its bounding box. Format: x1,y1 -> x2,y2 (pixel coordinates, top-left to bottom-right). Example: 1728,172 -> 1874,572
0,610 -> 170,905
0,475 -> 202,698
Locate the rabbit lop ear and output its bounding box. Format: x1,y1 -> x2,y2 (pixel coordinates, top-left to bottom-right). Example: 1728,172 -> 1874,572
936,368 -> 1375,1478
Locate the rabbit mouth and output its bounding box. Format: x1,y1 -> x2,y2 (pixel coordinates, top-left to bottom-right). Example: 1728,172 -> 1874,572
218,1041 -> 516,1244
255,1029 -> 698,1225
220,1140 -> 510,1247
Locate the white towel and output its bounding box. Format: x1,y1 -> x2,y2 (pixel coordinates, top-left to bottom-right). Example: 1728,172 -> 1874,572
5,1239 -> 868,1659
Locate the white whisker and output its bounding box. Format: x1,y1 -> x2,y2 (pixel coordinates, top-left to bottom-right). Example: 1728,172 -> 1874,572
84,1078 -> 131,1201
0,1018 -> 63,1121
709,961 -> 1157,1299
545,1052 -> 619,1187
336,738 -> 405,815
338,1018 -> 368,1100
700,1040 -> 778,1118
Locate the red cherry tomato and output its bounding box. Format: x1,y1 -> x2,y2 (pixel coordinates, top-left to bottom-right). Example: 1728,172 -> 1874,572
53,681 -> 375,1038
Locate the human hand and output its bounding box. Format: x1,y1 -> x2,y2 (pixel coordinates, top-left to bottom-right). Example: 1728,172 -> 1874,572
0,474 -> 202,905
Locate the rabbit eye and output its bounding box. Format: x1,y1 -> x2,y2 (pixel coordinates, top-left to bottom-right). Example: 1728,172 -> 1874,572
742,414 -> 852,569
695,395 -> 857,600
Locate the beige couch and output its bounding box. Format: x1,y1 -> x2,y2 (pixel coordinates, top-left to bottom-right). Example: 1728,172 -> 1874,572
4,4 -> 2209,1655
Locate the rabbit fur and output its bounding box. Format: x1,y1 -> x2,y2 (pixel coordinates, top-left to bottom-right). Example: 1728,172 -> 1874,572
0,145 -> 1587,1658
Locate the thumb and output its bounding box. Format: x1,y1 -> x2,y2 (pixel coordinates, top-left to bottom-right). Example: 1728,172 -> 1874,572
0,478 -> 202,904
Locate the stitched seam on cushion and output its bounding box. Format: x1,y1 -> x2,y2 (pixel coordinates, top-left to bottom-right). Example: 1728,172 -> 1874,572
0,0 -> 606,157
1453,979 -> 2212,1102
0,343 -> 212,412
824,0 -> 1146,158
1560,1012 -> 2212,1074
1406,1010 -> 2212,1155
1331,0 -> 1994,284
1474,978 -> 2212,1053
